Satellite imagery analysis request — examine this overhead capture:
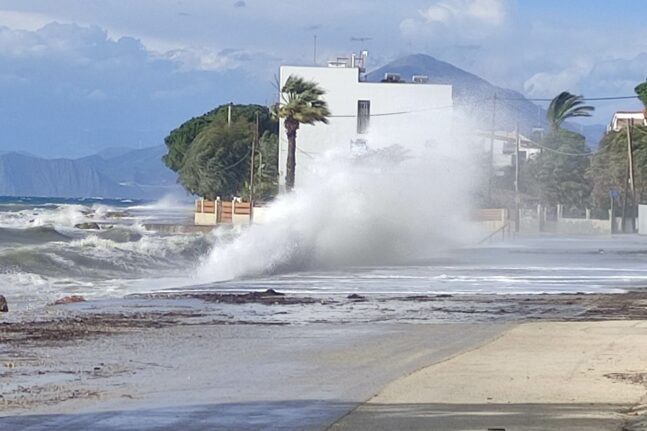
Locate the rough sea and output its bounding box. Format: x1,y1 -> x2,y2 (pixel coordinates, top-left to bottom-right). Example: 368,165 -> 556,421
4,195 -> 647,321
0,196 -> 215,316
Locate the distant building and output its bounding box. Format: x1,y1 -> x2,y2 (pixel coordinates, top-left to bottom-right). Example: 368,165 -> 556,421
277,51 -> 453,189
608,111 -> 646,132
475,130 -> 540,174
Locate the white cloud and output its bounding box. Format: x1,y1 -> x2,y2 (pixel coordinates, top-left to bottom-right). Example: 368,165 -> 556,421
464,0 -> 506,25
164,47 -> 248,72
401,0 -> 511,42
421,0 -> 506,25
0,21 -> 273,157
0,10 -> 59,31
523,63 -> 592,97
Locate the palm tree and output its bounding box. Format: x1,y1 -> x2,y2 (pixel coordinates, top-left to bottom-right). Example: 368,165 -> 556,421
635,80 -> 647,111
273,75 -> 330,192
546,91 -> 594,132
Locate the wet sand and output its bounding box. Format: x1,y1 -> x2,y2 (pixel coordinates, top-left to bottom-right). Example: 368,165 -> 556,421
0,321 -> 503,430
2,291 -> 647,430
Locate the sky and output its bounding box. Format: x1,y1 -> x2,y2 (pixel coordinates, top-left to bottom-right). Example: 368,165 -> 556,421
0,0 -> 645,157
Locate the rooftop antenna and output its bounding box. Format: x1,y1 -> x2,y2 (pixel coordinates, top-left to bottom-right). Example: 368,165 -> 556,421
350,37 -> 370,79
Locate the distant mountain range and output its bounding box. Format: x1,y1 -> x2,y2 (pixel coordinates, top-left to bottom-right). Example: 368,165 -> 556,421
0,54 -> 609,199
366,54 -> 606,146
0,145 -> 183,199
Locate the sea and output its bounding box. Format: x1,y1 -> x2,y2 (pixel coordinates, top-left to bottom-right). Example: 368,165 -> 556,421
3,195 -> 647,320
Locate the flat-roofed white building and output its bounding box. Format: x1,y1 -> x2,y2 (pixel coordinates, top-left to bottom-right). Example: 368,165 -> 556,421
277,54 -> 453,189
608,111 -> 646,132
474,130 -> 540,173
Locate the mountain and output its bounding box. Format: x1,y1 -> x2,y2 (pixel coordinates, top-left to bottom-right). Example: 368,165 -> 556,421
366,54 -> 605,145
0,145 -> 184,199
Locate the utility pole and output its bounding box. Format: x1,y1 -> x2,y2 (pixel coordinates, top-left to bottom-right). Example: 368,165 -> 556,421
627,120 -> 636,232
248,112 -> 259,223
610,193 -> 615,234
487,94 -> 497,205
514,123 -> 520,233
620,120 -> 636,233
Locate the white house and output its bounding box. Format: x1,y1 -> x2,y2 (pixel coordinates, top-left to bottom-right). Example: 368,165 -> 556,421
608,111 -> 646,132
277,53 -> 453,189
474,130 -> 540,174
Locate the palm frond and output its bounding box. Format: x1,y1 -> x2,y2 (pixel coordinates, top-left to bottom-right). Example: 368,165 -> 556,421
275,75 -> 330,125
546,91 -> 594,131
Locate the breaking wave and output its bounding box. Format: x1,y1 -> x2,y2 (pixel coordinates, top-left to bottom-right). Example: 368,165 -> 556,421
197,139 -> 479,282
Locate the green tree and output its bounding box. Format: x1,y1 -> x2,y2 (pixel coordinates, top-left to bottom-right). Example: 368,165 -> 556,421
178,120 -> 252,200
527,130 -> 592,208
163,104 -> 279,200
635,81 -> 647,109
546,91 -> 594,132
273,75 -> 330,191
240,130 -> 280,202
591,126 -> 647,209
525,92 -> 595,209
163,110 -> 219,172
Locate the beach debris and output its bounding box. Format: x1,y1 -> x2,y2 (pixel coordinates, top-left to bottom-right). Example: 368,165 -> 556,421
347,293 -> 366,301
52,295 -> 86,305
130,289 -> 328,305
74,222 -> 101,230
0,295 -> 7,312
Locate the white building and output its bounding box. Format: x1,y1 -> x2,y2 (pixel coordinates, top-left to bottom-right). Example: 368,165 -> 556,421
278,53 -> 453,189
474,130 -> 540,173
608,111 -> 646,132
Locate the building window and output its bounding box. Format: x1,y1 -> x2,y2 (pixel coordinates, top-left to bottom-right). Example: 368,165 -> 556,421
357,100 -> 370,134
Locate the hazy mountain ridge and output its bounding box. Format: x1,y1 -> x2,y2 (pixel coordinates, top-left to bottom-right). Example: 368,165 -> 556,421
367,54 -> 605,145
0,146 -> 182,199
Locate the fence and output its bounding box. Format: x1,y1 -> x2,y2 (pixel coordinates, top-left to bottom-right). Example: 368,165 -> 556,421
471,208 -> 511,242
515,204 -> 613,235
194,199 -> 253,226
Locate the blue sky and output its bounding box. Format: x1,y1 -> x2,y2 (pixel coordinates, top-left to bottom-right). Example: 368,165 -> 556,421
0,0 -> 645,157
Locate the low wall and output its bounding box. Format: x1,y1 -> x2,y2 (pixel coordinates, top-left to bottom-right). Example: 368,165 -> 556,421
144,224 -> 215,234
195,200 -> 270,226
543,218 -> 611,235
195,212 -> 218,226
639,205 -> 647,234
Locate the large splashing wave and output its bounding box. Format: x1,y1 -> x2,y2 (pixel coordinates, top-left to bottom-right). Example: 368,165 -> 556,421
197,138 -> 479,282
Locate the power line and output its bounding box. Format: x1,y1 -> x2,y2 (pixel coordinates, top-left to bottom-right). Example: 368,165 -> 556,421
221,148 -> 251,170
493,95 -> 639,102
532,140 -> 600,157
325,95 -> 640,119
327,104 -> 454,118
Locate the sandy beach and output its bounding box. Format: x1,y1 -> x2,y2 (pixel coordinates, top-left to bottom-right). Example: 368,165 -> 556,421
331,320 -> 647,431
1,291 -> 647,430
